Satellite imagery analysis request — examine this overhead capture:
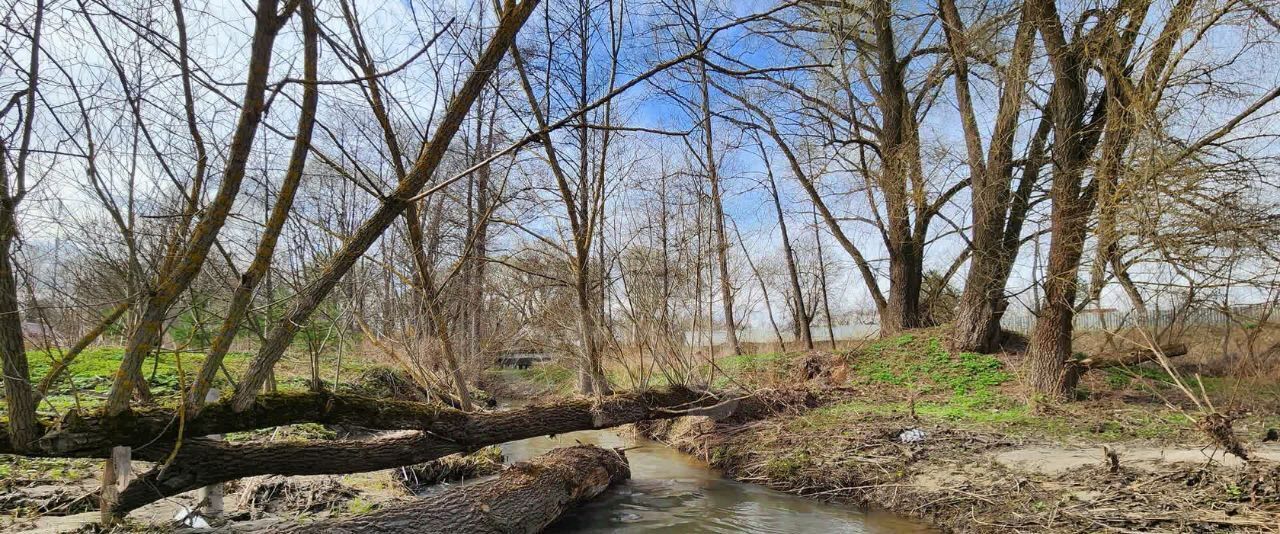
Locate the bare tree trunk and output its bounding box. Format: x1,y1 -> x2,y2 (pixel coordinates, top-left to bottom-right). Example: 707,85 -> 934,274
574,266 -> 608,395
502,9 -> 610,395
1027,0 -> 1201,398
737,225 -> 784,348
945,0 -> 1037,353
0,210 -> 36,452
105,0 -> 291,414
1025,0 -> 1100,400
869,0 -> 924,336
292,446 -> 628,534
405,205 -> 473,411
692,8 -> 740,357
0,0 -> 43,456
231,0 -> 541,410
187,0 -> 318,412
757,139 -> 811,350
814,210 -> 838,349
96,387 -> 721,516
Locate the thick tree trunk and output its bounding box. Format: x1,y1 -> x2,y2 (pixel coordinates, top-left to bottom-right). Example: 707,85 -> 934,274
944,0 -> 1037,354
1025,134 -> 1094,400
1025,0 -> 1099,401
43,387 -> 716,457
291,445 -> 628,533
880,243 -> 923,336
869,0 -> 925,336
1075,343 -> 1188,370
1,0 -> 43,455
79,387 -> 722,516
0,226 -> 37,452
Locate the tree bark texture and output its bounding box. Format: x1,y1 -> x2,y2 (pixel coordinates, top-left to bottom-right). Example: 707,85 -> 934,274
48,387 -> 724,517
1025,0 -> 1102,400
106,0 -> 290,414
945,0 -> 1039,353
290,445 -> 628,533
1074,343 -> 1187,370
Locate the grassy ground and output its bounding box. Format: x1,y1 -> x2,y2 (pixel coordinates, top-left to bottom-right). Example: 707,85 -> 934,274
484,363 -> 578,399
709,327 -> 1280,443
482,329 -> 1280,444
2,345 -> 381,422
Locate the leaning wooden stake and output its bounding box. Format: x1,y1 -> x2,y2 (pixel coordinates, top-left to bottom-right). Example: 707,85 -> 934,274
194,388 -> 225,520
290,445 -> 629,533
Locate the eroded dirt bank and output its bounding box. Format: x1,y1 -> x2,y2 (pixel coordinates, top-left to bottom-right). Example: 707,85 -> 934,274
636,387 -> 1280,533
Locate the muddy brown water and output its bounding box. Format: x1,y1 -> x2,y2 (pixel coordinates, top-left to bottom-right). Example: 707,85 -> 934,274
500,429 -> 933,533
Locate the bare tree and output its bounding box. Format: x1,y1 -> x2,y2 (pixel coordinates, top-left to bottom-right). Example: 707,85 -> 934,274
0,0 -> 44,453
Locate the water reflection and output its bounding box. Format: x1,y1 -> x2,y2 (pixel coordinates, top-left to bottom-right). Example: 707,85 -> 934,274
501,429 -> 931,534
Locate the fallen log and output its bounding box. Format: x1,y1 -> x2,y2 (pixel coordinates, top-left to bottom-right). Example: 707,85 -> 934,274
31,391 -> 475,457
1075,343 -> 1189,370
18,383 -> 720,457
107,387 -> 732,517
288,445 -> 629,533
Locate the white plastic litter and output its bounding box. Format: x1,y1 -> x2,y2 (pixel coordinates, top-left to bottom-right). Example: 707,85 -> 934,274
173,507 -> 210,529
898,428 -> 927,443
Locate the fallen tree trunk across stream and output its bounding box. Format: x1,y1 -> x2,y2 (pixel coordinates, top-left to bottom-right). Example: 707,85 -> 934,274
63,386 -> 745,517
286,445 -> 629,533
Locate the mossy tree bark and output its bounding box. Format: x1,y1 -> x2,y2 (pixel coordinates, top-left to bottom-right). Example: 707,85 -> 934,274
289,445 -> 629,534
26,387 -> 726,517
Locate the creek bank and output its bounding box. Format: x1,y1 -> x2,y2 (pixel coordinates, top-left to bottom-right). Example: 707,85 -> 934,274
635,386 -> 1280,533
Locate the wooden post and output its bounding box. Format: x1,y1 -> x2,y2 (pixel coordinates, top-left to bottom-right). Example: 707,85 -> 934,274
100,446 -> 131,523
195,388 -> 224,519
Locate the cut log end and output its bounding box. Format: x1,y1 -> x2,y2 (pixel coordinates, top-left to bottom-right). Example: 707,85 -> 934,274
292,445 -> 630,534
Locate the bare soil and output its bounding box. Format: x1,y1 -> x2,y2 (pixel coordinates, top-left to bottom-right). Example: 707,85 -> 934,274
636,386 -> 1280,533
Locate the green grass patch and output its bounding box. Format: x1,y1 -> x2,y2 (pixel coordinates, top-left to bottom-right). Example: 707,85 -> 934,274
717,352 -> 788,375
853,334 -> 1011,397
2,345 -> 375,421
25,346 -> 254,395
0,455 -> 97,482
493,362 -> 577,394
344,497 -> 376,515
792,400 -> 907,430
763,450 -> 812,480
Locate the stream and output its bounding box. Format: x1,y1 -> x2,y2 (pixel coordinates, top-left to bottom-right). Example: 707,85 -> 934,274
501,429 -> 933,533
